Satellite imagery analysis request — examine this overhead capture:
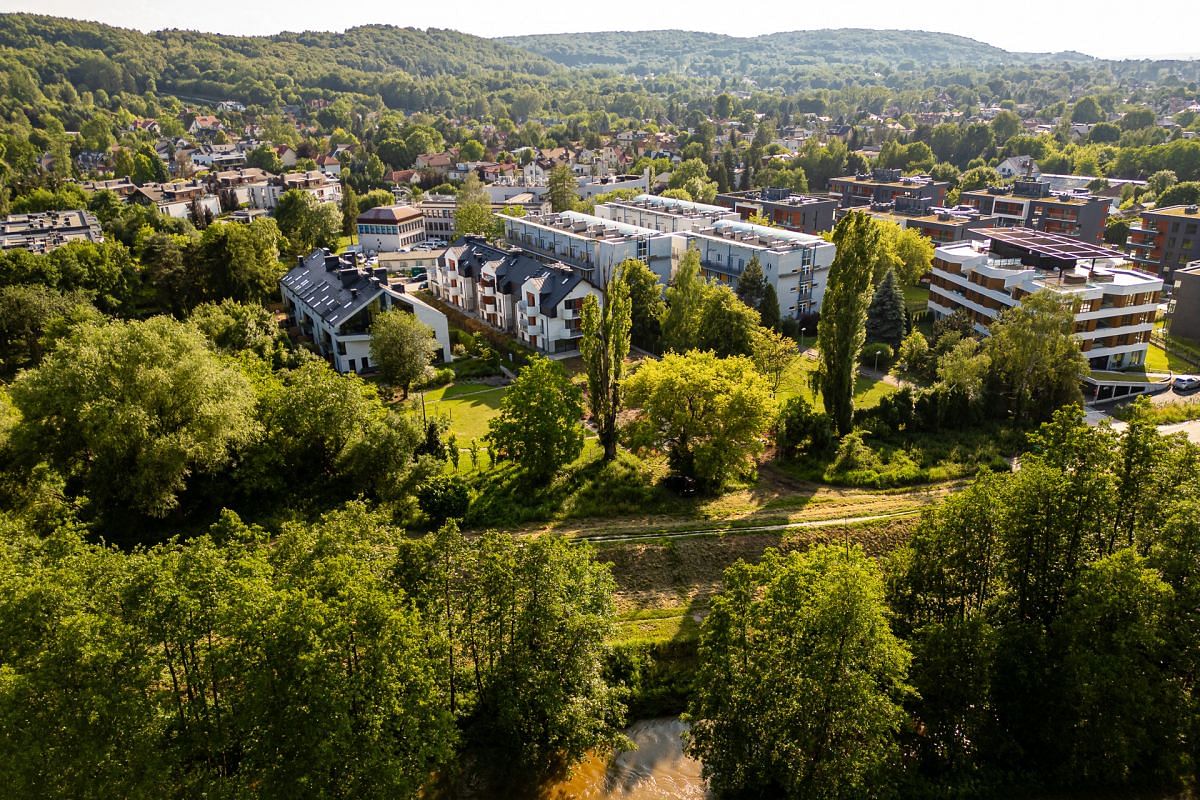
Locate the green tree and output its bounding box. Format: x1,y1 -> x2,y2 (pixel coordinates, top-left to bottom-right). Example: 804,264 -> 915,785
245,143 -> 283,173
459,138 -> 485,162
759,283 -> 781,330
697,284 -> 760,357
191,218 -> 283,307
547,163 -> 578,213
1071,96 -> 1105,124
623,350 -> 774,491
619,258 -> 665,352
817,212 -> 878,435
865,267 -> 907,349
189,299 -> 289,364
273,189 -> 340,258
0,285 -> 98,375
661,250 -> 706,354
580,279 -> 631,461
689,545 -> 912,799
751,326 -> 797,394
486,356 -> 583,480
983,290 -> 1087,423
369,309 -> 439,398
8,317 -> 256,519
453,173 -> 494,238
735,254 -> 768,310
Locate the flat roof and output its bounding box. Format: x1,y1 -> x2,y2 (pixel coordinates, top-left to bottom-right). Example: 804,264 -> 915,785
1145,205 -> 1200,219
831,174 -> 948,190
977,227 -> 1123,261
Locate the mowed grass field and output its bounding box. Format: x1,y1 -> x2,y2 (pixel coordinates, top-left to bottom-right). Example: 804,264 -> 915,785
776,352 -> 897,409
415,383 -> 507,442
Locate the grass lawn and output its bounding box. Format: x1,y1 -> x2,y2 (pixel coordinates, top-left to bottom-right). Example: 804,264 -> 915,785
776,353 -> 897,409
903,284 -> 930,313
414,382 -> 507,442
1145,343 -> 1196,374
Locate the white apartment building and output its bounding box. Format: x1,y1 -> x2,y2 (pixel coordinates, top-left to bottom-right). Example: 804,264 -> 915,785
248,171 -> 342,210
594,194 -> 739,233
502,210 -> 682,286
681,220 -> 837,318
928,228 -> 1163,371
280,250 -> 451,374
356,205 -> 425,253
433,238 -> 603,353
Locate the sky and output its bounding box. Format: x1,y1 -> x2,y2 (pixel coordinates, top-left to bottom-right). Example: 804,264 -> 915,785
3,0 -> 1199,60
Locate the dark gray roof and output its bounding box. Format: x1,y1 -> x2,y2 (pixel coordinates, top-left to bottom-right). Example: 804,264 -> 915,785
279,249 -> 383,329
447,237 -> 592,317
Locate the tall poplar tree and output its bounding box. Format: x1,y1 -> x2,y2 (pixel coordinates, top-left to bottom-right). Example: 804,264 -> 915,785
580,272 -> 631,461
817,212 -> 878,435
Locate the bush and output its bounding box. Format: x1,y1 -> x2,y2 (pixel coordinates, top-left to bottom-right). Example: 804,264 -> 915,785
414,366 -> 454,390
417,474 -> 470,524
831,431 -> 880,473
776,395 -> 835,458
860,342 -> 894,370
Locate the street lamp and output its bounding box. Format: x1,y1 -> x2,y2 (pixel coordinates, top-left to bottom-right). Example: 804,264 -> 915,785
800,326 -> 806,351
874,349 -> 881,374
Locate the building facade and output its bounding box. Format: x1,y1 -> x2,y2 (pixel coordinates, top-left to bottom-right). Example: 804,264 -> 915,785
715,188 -> 838,235
1126,204 -> 1200,283
356,205 -> 426,253
849,195 -> 997,243
431,238 -> 603,353
280,250 -> 451,373
927,228 -> 1162,371
829,168 -> 950,209
960,178 -> 1109,243
681,220 -> 837,318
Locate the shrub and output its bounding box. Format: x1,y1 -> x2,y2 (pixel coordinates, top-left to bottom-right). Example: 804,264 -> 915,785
859,342 -> 894,370
776,395 -> 835,458
831,431 -> 880,473
417,474 -> 470,524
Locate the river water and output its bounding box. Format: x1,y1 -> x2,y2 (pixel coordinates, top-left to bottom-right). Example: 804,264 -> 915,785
544,718 -> 708,800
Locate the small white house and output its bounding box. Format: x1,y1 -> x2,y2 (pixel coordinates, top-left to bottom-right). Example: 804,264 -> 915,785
356,205 -> 426,253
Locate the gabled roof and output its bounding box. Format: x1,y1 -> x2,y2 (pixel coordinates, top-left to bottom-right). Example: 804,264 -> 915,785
280,249 -> 384,330
446,237 -> 593,317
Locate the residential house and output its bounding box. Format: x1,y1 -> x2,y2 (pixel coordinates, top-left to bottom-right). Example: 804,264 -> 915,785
680,220 -> 837,319
133,181 -> 222,220
212,167 -> 277,209
502,210 -> 681,286
1126,204 -> 1200,283
1,210 -> 104,253
280,249 -> 451,373
80,178 -> 138,198
432,238 -> 602,353
996,155 -> 1041,180
188,115 -> 222,136
927,228 -> 1162,371
356,205 -> 426,253
315,153 -> 342,178
414,152 -> 453,178
248,170 -> 342,210
716,188 -> 838,235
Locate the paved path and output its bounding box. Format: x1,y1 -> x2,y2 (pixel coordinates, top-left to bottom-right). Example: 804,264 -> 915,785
1085,409 -> 1200,444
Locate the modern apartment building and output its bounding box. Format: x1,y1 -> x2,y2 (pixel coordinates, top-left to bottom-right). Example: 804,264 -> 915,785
248,170 -> 342,210
1,210 -> 104,253
960,178 -> 1108,243
356,205 -> 425,253
280,249 -> 451,373
1126,204 -> 1200,283
502,210 -> 681,286
715,187 -> 838,235
680,220 -> 837,318
1167,260 -> 1200,341
431,238 -> 603,353
828,168 -> 950,209
418,193 -> 552,242
593,194 -> 738,233
849,195 -> 997,243
927,228 -> 1162,371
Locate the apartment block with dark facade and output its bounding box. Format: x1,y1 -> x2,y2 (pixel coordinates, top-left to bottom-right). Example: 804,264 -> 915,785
960,178 -> 1108,243
1167,260 -> 1200,341
828,168 -> 949,209
715,187 -> 837,235
1126,204 -> 1200,284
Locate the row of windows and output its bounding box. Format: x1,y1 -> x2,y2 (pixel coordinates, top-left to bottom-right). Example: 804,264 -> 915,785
358,222 -> 422,235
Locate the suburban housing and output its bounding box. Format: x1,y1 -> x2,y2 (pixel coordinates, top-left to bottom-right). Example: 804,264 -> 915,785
280,249 -> 452,374
2,209 -> 104,253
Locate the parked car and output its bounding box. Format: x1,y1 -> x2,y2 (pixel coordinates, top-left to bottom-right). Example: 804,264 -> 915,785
1174,375 -> 1200,392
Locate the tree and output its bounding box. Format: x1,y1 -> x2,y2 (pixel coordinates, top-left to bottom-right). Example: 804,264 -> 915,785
751,326 -> 797,394
983,290 -> 1087,423
619,258 -> 664,352
1071,96 -> 1105,124
340,183 -> 359,236
580,280 -> 631,461
417,474 -> 470,524
191,218 -> 283,307
547,164 -> 577,212
865,268 -> 907,349
8,317 -> 256,519
661,250 -> 706,354
697,285 -> 759,357
817,212 -> 878,435
189,299 -> 289,364
735,254 -> 768,310
486,356 -> 583,480
453,173 -> 493,238
0,285 -> 98,375
1146,169 -> 1178,197
896,329 -> 933,381
991,110 -> 1023,144
689,545 -> 912,799
623,350 -> 774,492
246,143 -> 283,173
1119,108 -> 1157,131
369,309 -> 439,398
1154,181 -> 1200,208
459,138 -> 485,162
274,189 -> 340,258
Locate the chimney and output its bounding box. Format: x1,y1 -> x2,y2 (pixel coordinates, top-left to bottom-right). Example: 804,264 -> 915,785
351,288 -> 358,299
324,255 -> 339,272
374,267 -> 388,282
338,268 -> 358,288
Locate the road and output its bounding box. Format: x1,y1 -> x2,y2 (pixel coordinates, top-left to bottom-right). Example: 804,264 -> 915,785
1085,409 -> 1200,444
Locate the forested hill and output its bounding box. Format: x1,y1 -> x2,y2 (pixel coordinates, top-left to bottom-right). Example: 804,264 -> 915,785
500,28 -> 1089,76
0,14 -> 568,110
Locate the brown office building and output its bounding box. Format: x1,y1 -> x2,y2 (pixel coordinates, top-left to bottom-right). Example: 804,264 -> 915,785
1126,204 -> 1200,284
1168,260 -> 1200,341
